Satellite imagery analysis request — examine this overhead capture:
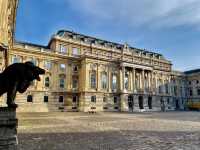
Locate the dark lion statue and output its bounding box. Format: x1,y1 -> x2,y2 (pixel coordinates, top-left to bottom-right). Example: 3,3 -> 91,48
0,61 -> 45,108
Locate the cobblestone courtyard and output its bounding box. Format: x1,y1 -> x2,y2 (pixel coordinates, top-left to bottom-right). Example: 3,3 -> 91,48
17,111 -> 200,150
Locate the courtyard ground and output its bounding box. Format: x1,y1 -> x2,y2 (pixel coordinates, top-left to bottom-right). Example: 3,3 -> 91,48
17,111 -> 200,150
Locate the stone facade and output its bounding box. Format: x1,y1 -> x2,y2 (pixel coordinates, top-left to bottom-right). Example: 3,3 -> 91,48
184,70 -> 200,110
5,30 -> 189,112
0,0 -> 18,69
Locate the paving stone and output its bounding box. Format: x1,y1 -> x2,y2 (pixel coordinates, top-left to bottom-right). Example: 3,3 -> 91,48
17,111 -> 200,150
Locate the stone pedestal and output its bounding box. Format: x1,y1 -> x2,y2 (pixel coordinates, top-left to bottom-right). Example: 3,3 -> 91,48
0,107 -> 18,150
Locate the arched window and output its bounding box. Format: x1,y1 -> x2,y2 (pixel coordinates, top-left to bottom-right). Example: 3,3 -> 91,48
144,73 -> 148,90
112,74 -> 117,90
101,72 -> 107,89
124,71 -> 129,90
90,71 -> 96,89
158,79 -> 162,93
45,77 -> 50,87
135,73 -> 140,90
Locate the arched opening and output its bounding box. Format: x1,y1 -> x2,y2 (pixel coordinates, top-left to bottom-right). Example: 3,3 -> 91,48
138,96 -> 144,109
160,98 -> 165,111
176,99 -> 179,110
148,96 -> 152,109
128,95 -> 134,111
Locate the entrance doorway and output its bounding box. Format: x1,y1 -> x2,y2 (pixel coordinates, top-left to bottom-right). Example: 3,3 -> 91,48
175,99 -> 179,110
138,96 -> 144,109
148,96 -> 152,109
160,98 -> 165,111
128,95 -> 134,112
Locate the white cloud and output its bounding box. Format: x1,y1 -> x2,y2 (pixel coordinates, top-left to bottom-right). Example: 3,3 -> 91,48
67,0 -> 200,29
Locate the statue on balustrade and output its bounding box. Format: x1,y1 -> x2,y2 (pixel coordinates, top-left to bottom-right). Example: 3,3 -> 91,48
0,61 -> 45,108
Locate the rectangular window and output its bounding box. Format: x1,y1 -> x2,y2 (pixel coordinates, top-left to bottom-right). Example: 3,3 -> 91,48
114,96 -> 118,103
167,98 -> 170,104
91,96 -> 96,103
197,89 -> 200,96
44,61 -> 52,70
59,96 -> 64,103
73,65 -> 78,72
165,84 -> 169,94
90,71 -> 96,89
103,97 -> 107,103
101,72 -> 107,89
190,89 -> 193,96
60,44 -> 67,53
12,55 -> 21,64
72,96 -> 77,103
114,107 -> 118,110
45,77 -> 50,87
60,64 -> 66,70
72,79 -> 78,89
60,78 -> 65,88
174,86 -> 177,96
72,47 -> 80,55
27,95 -> 33,102
44,96 -> 48,103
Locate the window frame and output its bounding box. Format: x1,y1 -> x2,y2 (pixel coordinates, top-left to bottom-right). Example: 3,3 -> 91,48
91,96 -> 96,103
27,95 -> 33,103
44,96 -> 48,103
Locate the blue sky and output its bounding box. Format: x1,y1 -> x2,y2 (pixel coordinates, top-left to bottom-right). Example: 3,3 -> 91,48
15,0 -> 200,71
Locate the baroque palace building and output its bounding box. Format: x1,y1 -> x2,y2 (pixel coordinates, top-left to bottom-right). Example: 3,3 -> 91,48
0,0 -> 200,112
7,30 -> 187,112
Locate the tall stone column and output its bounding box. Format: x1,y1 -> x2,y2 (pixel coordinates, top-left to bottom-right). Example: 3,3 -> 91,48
119,68 -> 123,91
132,68 -> 135,92
108,68 -> 111,92
120,94 -> 128,112
141,69 -> 144,90
119,67 -> 125,92
97,64 -> 100,91
150,71 -> 153,91
155,73 -> 158,93
129,70 -> 133,91
148,71 -> 151,90
0,107 -> 18,149
36,59 -> 44,90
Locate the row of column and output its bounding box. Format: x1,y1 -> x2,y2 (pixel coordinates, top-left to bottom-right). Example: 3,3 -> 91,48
119,66 -> 171,94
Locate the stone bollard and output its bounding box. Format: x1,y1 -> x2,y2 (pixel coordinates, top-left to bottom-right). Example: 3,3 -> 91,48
0,107 -> 18,150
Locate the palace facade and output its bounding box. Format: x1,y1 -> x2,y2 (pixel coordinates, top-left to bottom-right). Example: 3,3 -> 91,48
3,30 -> 187,112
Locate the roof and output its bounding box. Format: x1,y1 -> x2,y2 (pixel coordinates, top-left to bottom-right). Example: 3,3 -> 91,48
56,29 -> 163,56
184,69 -> 200,75
15,41 -> 49,49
